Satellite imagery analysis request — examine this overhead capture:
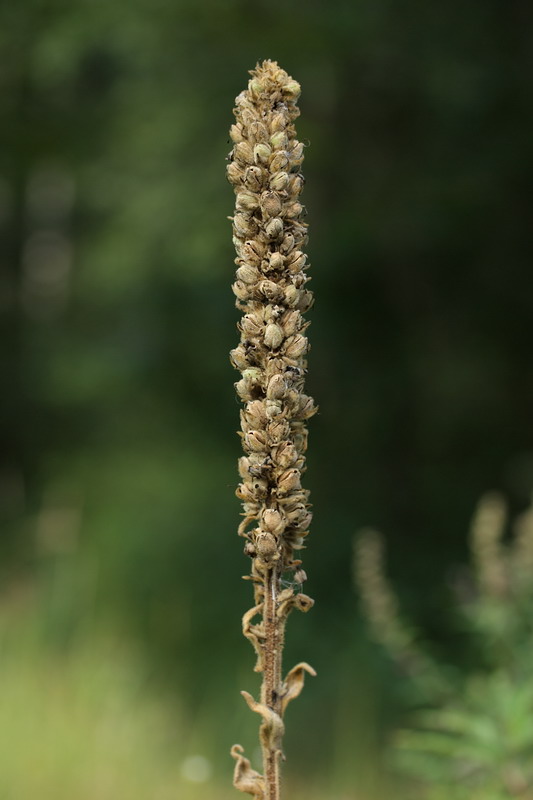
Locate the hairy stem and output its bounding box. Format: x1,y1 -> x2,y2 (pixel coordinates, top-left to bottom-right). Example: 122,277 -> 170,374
262,567 -> 282,800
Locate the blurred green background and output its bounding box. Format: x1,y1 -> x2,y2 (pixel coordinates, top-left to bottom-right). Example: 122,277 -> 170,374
1,0 -> 532,797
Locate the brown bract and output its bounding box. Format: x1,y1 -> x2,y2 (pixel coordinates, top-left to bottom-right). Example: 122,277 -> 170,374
227,60 -> 316,800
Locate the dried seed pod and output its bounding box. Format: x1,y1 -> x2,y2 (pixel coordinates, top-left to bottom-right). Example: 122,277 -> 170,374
233,212 -> 257,238
236,191 -> 260,212
244,166 -> 263,192
241,314 -> 264,338
267,252 -> 284,271
269,151 -> 289,173
272,441 -> 299,468
266,375 -> 286,400
286,250 -> 306,273
267,419 -> 291,443
265,400 -> 283,419
283,284 -> 301,307
232,281 -> 251,301
234,141 -> 254,164
240,240 -> 266,265
261,191 -> 283,219
245,430 -> 269,453
281,310 -> 301,337
277,468 -> 301,496
230,124 -> 244,143
227,162 -> 243,184
297,395 -> 316,419
242,399 -> 268,428
283,334 -> 308,359
269,171 -> 289,191
230,346 -> 250,371
254,143 -> 272,164
236,264 -> 260,284
256,531 -> 279,564
258,280 -> 284,303
262,508 -> 285,535
264,323 -> 284,350
265,217 -> 284,239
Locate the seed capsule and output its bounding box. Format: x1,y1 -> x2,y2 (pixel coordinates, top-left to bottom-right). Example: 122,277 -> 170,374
233,212 -> 257,238
236,264 -> 260,284
267,419 -> 291,443
244,166 -> 263,192
270,131 -> 288,150
281,310 -> 301,336
265,400 -> 283,419
254,143 -> 272,164
297,395 -> 316,419
259,280 -> 284,303
280,234 -> 295,254
232,281 -> 251,301
283,334 -> 308,359
261,191 -> 283,219
236,191 -> 260,212
265,217 -> 283,239
277,468 -> 301,496
286,251 -> 306,273
236,482 -> 255,502
249,121 -> 268,142
285,202 -> 303,219
256,531 -> 279,563
230,124 -> 244,143
269,171 -> 289,191
262,508 -> 285,535
238,456 -> 252,480
296,290 -> 314,311
284,80 -> 301,99
227,162 -> 242,184
266,375 -> 286,400
264,323 -> 284,350
241,239 -> 267,264
243,400 -> 268,428
289,141 -> 304,162
287,174 -> 304,196
241,314 -> 264,338
234,141 -> 254,164
272,442 -> 298,468
269,152 -> 289,173
267,252 -> 284,271
245,430 -> 269,453
269,112 -> 286,133
283,285 -> 300,307
230,346 -> 249,371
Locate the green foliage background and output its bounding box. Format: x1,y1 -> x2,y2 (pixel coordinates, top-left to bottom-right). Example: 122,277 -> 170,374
1,0 -> 532,796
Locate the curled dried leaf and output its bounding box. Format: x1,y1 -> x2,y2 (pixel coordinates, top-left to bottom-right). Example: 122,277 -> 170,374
241,691 -> 285,751
231,744 -> 265,799
294,593 -> 314,612
242,605 -> 265,672
280,662 -> 317,714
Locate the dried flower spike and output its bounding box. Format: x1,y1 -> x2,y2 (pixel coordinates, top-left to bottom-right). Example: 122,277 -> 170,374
227,60 -> 316,800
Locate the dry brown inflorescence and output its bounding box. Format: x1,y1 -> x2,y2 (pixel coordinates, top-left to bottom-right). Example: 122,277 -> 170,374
227,60 -> 316,800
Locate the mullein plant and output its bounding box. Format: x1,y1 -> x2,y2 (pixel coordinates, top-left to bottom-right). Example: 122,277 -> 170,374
226,61 -> 316,800
355,494 -> 533,799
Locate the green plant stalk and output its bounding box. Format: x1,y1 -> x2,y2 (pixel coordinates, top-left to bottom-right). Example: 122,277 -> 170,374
227,61 -> 316,800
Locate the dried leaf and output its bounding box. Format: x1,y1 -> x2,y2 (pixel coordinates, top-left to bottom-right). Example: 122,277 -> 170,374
242,604 -> 265,672
241,691 -> 285,750
280,662 -> 317,714
231,744 -> 265,799
293,593 -> 314,612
